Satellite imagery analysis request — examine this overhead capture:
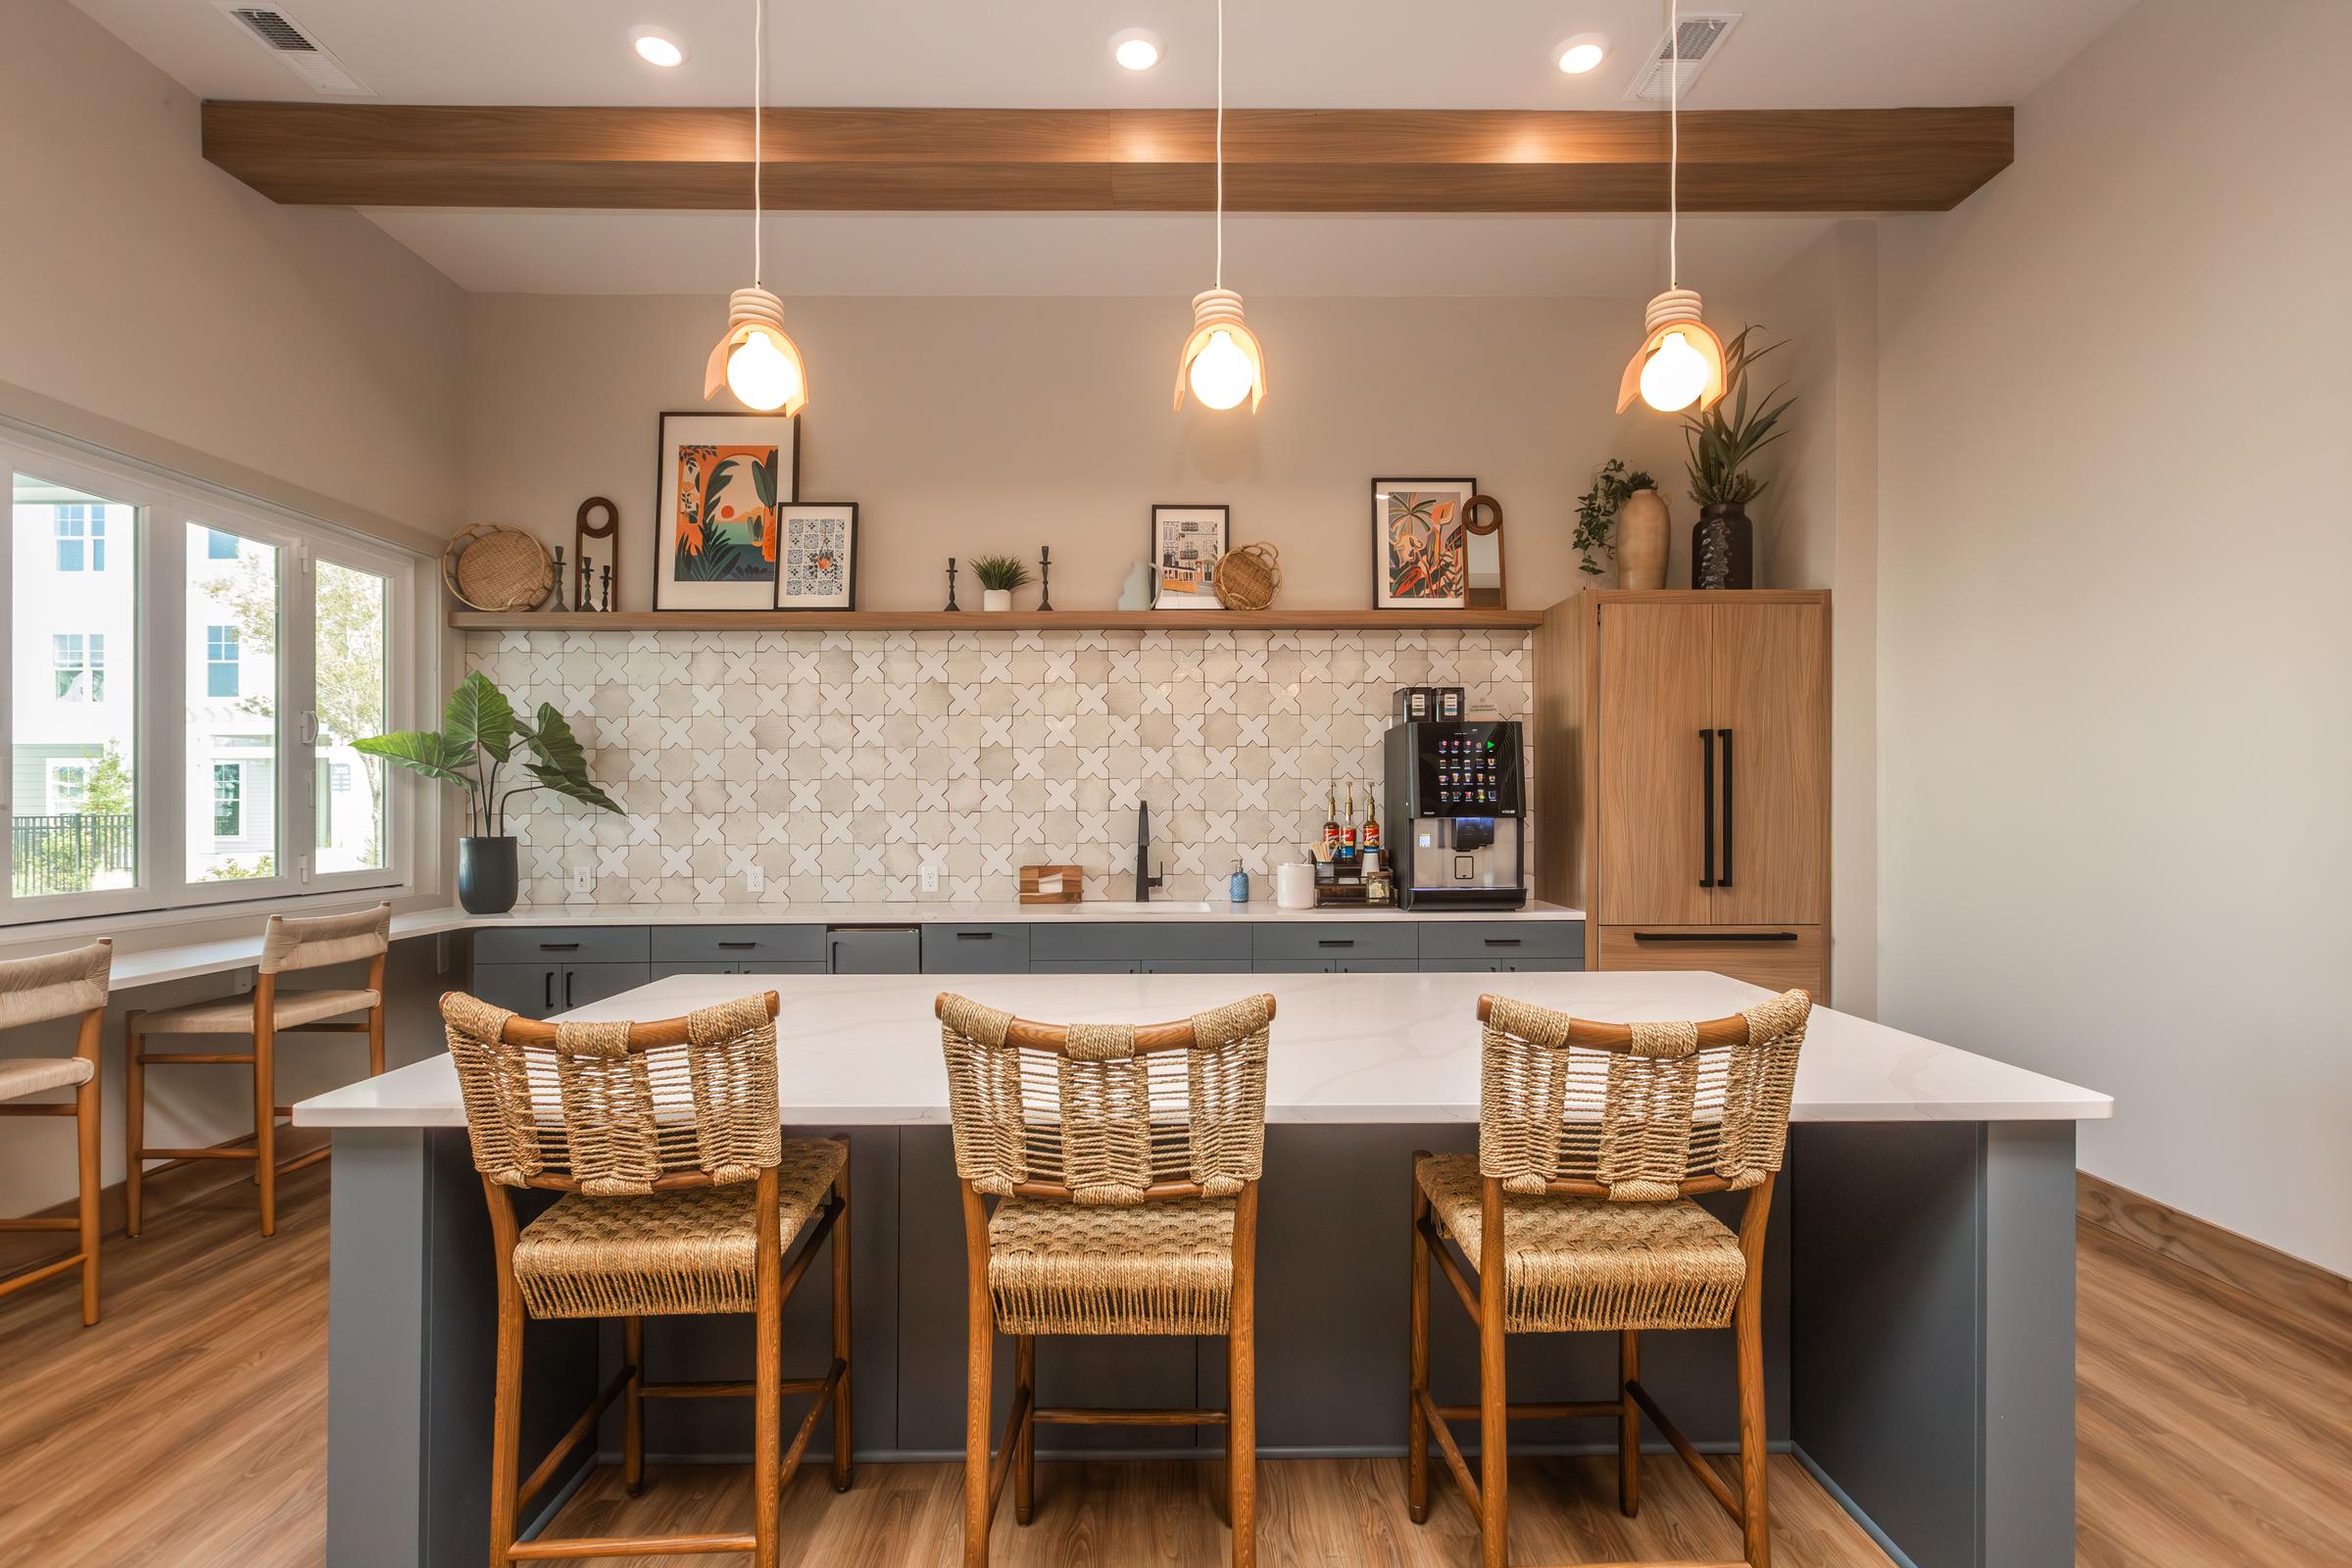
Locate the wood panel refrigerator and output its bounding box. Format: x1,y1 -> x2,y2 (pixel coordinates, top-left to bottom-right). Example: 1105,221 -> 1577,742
1534,589 -> 1831,997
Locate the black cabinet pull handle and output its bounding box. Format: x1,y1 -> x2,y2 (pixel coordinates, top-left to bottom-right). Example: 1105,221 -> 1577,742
539,941 -> 581,952
956,931 -> 993,941
717,941 -> 758,950
564,969 -> 575,1005
1717,727 -> 1735,890
1631,931 -> 1798,943
544,970 -> 554,1010
1317,938 -> 1355,948
1699,729 -> 1716,888
1482,937 -> 1522,947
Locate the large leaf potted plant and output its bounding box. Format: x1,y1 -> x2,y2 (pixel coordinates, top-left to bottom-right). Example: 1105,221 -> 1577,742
356,671 -> 623,913
1683,326 -> 1795,590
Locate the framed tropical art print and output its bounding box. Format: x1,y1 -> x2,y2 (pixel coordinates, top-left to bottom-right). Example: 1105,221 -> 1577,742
1371,475 -> 1477,610
772,502 -> 858,611
652,412 -> 800,610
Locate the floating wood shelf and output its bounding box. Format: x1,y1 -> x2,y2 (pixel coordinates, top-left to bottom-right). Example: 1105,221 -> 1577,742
448,608 -> 1544,633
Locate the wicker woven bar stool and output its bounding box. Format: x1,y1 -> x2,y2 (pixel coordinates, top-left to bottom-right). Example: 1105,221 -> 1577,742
0,941 -> 111,1325
935,990 -> 1275,1568
124,902 -> 390,1238
1409,989 -> 1812,1568
441,989 -> 852,1568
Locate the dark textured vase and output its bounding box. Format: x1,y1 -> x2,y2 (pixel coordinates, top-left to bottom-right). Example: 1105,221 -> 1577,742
1690,503 -> 1755,590
457,836 -> 519,914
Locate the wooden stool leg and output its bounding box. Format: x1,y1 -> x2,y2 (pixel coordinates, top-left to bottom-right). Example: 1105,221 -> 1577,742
75,1058 -> 101,1326
1618,1329 -> 1641,1516
1011,1336 -> 1035,1525
1736,1286 -> 1770,1567
1477,1177 -> 1508,1568
367,1000 -> 386,1078
1407,1161 -> 1431,1525
831,1152 -> 854,1493
753,1169 -> 783,1568
622,1316 -> 646,1495
487,1291 -> 524,1566
961,1183 -> 994,1568
254,1009 -> 277,1238
123,1013 -> 145,1238
1228,1183 -> 1258,1568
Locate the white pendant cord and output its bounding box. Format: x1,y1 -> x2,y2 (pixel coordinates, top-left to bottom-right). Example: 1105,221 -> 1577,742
1213,0 -> 1225,291
752,0 -> 764,289
1668,0 -> 1679,289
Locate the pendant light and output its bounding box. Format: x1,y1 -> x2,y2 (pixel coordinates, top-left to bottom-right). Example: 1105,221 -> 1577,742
705,0 -> 808,415
1174,0 -> 1266,413
1616,0 -> 1725,415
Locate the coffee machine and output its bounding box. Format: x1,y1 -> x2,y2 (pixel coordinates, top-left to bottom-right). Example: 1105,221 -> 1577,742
1381,718 -> 1528,910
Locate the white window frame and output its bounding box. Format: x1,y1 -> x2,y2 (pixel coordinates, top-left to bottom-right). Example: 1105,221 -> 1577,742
1,426 -> 423,927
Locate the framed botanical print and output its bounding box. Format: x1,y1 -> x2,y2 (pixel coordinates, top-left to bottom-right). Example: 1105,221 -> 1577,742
1371,476 -> 1477,610
772,502 -> 858,611
1149,503 -> 1229,610
652,411 -> 799,611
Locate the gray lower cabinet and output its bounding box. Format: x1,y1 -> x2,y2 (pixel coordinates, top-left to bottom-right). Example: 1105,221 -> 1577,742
920,923 -> 1032,973
472,960 -> 654,1014
652,925 -> 826,968
826,927 -> 921,974
1252,921 -> 1417,973
649,959 -> 826,981
1417,920 -> 1584,970
1029,958 -> 1140,974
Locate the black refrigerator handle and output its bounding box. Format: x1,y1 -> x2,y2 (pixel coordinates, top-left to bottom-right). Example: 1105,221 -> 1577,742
1699,728 -> 1716,889
1717,728 -> 1735,890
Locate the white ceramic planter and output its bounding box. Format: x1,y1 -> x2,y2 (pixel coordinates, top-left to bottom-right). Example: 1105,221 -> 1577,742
982,589 -> 1012,612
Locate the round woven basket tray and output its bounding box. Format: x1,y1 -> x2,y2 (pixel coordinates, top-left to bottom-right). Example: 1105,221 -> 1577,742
1211,542 -> 1282,611
443,525 -> 554,612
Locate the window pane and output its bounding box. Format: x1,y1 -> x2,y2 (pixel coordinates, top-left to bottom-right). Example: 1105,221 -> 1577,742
314,559 -> 389,873
187,523 -> 277,882
11,473 -> 138,899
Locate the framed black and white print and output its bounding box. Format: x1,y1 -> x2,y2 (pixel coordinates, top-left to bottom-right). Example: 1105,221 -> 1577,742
1148,503 -> 1229,610
772,502 -> 858,611
652,411 -> 800,611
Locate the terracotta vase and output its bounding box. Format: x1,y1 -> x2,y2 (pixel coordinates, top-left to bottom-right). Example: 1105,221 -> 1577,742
1616,487 -> 1669,590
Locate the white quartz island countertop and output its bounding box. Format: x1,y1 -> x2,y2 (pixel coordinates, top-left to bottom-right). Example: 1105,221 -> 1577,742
297,968 -> 2111,1130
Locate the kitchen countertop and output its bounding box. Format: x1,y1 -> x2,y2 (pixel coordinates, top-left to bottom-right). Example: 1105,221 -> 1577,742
295,967 -> 2112,1130
106,897 -> 1584,989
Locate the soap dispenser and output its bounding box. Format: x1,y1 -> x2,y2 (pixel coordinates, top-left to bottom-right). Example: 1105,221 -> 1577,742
1228,858 -> 1250,905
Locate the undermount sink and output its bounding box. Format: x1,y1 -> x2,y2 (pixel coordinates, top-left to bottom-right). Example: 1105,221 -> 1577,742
1078,901 -> 1221,914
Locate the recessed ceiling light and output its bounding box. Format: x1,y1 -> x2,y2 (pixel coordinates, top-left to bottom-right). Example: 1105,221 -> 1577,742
630,26 -> 687,68
1556,33 -> 1607,74
1111,28 -> 1163,72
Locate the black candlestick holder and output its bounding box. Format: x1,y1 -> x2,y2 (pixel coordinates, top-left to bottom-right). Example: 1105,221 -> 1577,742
943,557 -> 960,612
1037,545 -> 1054,612
550,546 -> 566,611
599,564 -> 612,612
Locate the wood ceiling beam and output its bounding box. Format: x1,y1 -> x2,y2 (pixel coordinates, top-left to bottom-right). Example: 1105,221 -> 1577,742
201,104 -> 2011,214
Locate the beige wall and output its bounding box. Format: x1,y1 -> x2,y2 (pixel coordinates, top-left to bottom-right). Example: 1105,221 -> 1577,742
1877,0 -> 2352,1271
0,0 -> 466,548
462,293 -> 1697,613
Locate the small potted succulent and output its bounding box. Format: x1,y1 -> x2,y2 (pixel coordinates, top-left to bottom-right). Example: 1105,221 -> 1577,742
968,554 -> 1032,612
356,671 -> 623,913
1683,326 -> 1795,590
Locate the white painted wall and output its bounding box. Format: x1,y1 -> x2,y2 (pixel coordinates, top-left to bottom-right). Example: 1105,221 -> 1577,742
1877,0 -> 2352,1271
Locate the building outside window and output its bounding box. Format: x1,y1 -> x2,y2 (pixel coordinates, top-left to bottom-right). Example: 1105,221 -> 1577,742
51,632 -> 104,702
204,623 -> 240,698
212,762 -> 241,838
53,504 -> 105,571
47,761 -> 87,813
205,527 -> 239,560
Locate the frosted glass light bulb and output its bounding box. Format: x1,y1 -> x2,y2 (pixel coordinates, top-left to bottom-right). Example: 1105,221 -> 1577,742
726,329 -> 801,412
1639,330 -> 1709,413
1188,329 -> 1255,411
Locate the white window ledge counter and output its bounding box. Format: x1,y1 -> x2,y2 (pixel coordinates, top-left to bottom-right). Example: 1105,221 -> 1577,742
311,966 -> 2100,1568
295,967 -> 2109,1130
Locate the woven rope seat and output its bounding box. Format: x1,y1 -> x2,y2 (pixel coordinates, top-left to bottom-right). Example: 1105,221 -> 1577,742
513,1138 -> 845,1320
1414,1153 -> 1742,1333
989,1195 -> 1238,1336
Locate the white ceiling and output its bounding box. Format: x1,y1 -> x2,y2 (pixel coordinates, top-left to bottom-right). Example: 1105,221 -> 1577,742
76,0 -> 2137,296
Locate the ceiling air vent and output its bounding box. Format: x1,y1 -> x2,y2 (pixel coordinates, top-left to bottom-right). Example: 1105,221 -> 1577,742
214,4 -> 373,96
1623,12 -> 1742,103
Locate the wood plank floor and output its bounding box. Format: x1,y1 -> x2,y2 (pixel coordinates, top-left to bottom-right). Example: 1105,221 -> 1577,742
0,1159 -> 2342,1566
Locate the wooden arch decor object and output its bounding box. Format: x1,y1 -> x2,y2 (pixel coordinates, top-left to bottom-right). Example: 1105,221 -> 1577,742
574,497 -> 619,612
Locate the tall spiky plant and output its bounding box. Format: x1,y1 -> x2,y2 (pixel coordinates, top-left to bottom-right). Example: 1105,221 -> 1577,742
1683,326 -> 1794,508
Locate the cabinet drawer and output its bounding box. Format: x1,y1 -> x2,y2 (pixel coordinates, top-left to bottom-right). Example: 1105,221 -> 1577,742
1597,925 -> 1824,995
1031,922 -> 1250,964
1415,920 -> 1584,962
1250,921 -> 1417,965
921,924 -> 1033,973
475,926 -> 649,965
469,962 -> 557,1015
1030,959 -> 1141,974
651,925 -> 824,964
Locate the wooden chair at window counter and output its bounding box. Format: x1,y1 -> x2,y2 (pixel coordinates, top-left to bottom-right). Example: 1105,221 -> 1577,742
0,941 -> 111,1325
1533,590 -> 1831,996
122,904 -> 391,1238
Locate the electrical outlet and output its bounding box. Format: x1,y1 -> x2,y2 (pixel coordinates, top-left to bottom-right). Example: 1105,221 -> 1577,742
568,864 -> 593,895
745,864 -> 764,895
919,861 -> 940,894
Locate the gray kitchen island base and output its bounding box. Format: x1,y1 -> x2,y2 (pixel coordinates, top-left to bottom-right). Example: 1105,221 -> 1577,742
324,1120 -> 2074,1568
